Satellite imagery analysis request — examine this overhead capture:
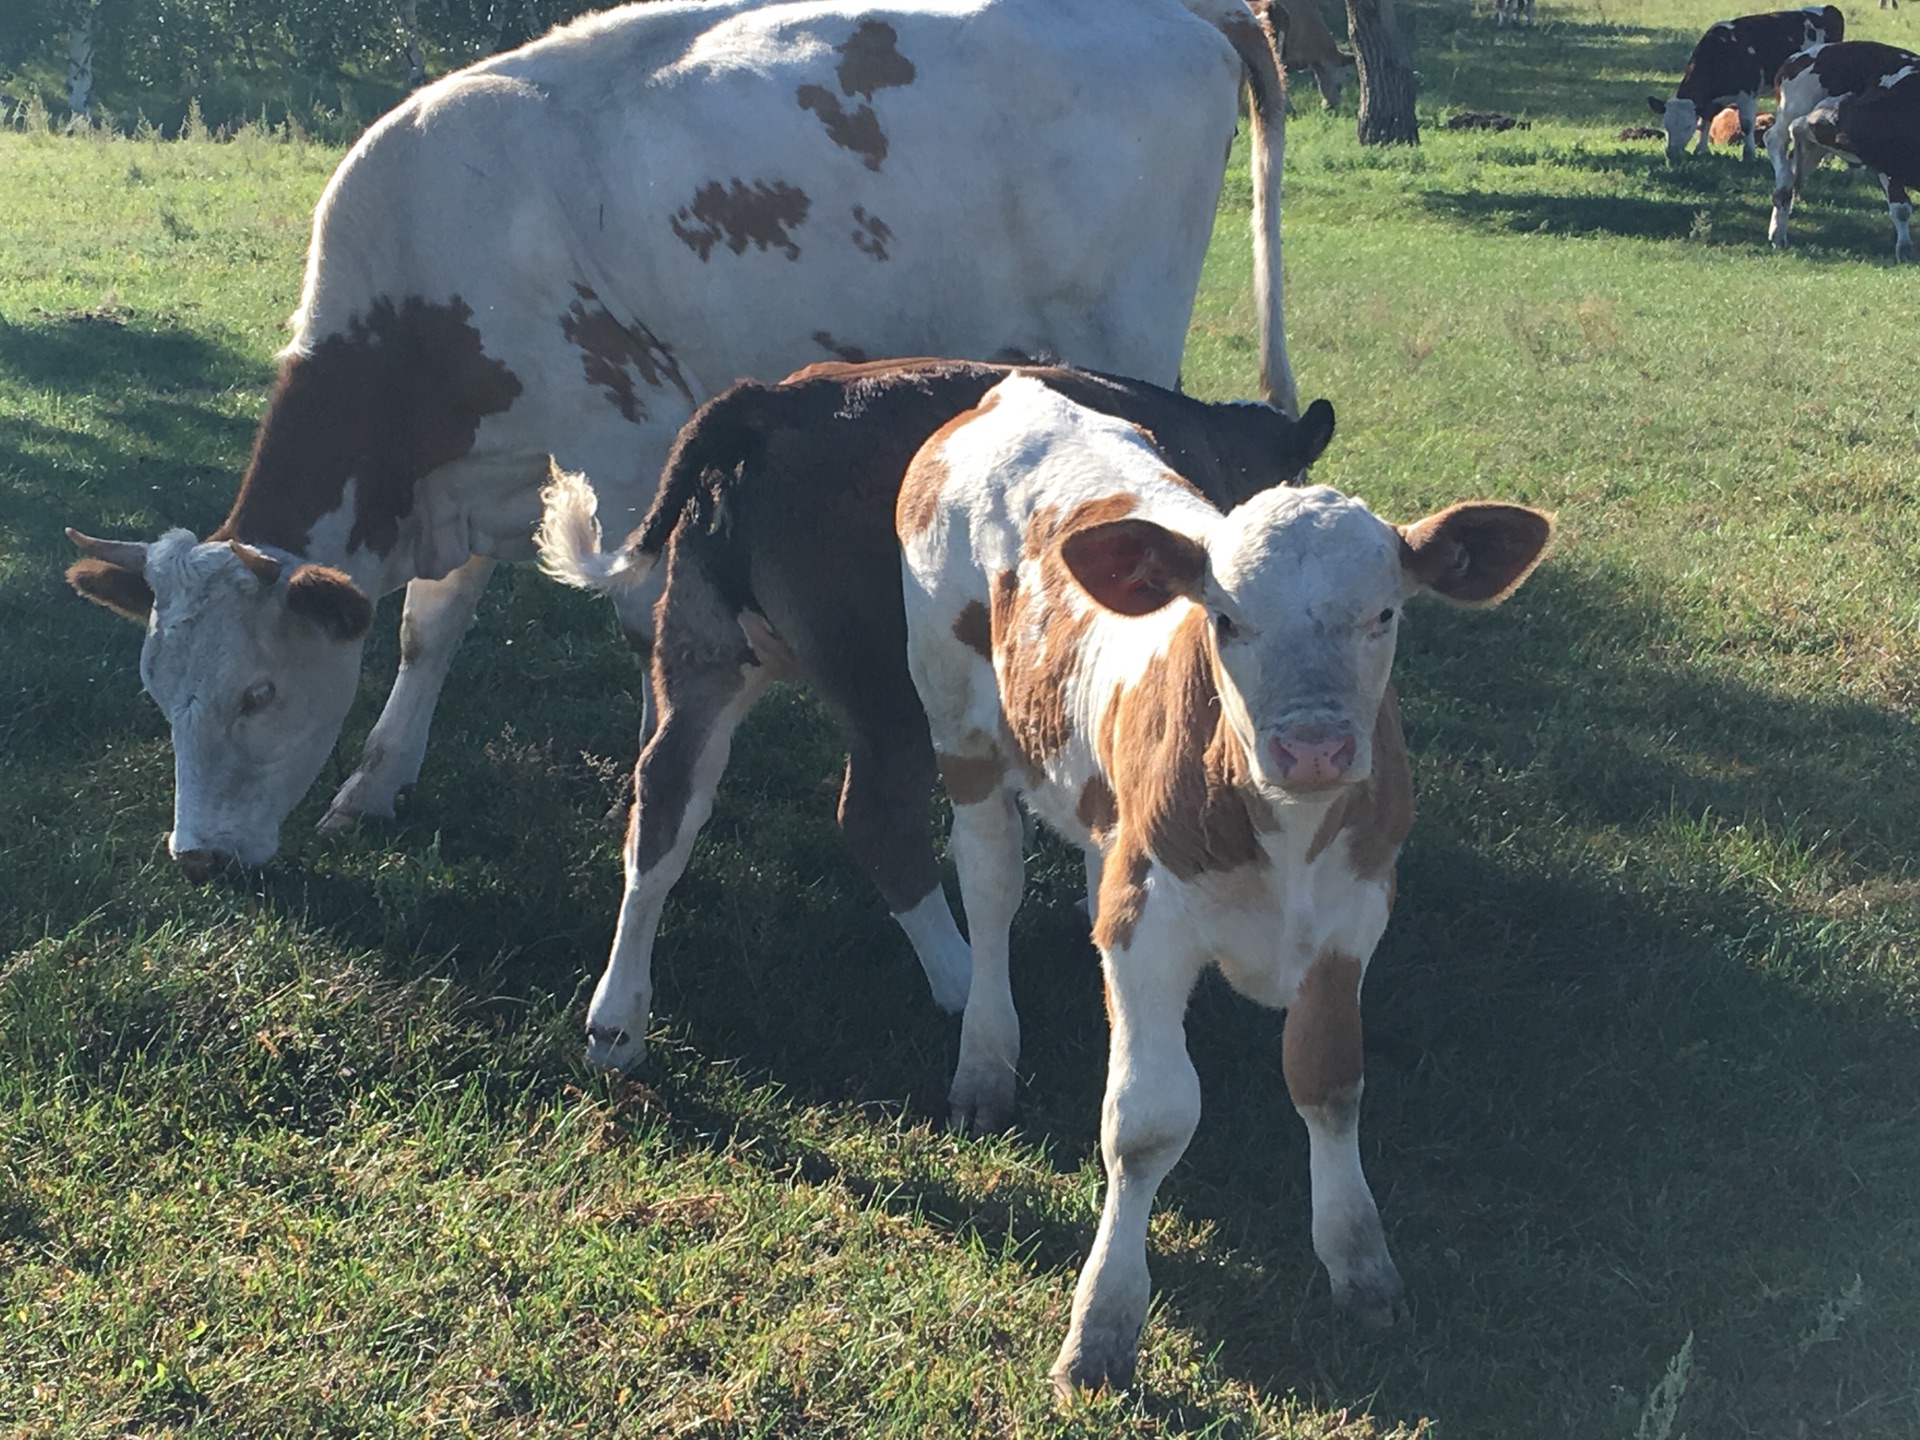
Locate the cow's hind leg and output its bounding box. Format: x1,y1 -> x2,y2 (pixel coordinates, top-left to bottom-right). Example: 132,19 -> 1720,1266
1050,933 -> 1205,1395
1737,93 -> 1759,163
585,575 -> 770,1070
1769,120 -> 1805,248
321,554 -> 496,832
1882,174 -> 1914,261
944,769 -> 1026,1134
1284,950 -> 1403,1325
837,728 -> 972,1014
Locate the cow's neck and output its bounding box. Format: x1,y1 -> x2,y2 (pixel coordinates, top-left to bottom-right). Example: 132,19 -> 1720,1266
211,295 -> 524,595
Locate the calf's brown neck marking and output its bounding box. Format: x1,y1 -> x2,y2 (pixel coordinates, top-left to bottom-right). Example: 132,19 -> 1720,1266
217,295 -> 523,557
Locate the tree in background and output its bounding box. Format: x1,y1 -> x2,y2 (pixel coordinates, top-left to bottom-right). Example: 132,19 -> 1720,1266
1345,0 -> 1418,144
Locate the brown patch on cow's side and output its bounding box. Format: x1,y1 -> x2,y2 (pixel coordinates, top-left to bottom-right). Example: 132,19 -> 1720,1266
937,751 -> 1005,806
1281,951 -> 1365,1109
851,205 -> 893,261
894,392 -> 1001,540
216,295 -> 523,557
1093,847 -> 1152,953
811,331 -> 868,363
951,600 -> 992,658
1303,685 -> 1414,880
796,86 -> 890,171
562,285 -> 693,423
1076,773 -> 1117,842
670,179 -> 812,262
836,19 -> 916,98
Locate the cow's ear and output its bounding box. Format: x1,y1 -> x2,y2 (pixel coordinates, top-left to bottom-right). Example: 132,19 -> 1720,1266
1647,96 -> 1665,116
1059,518 -> 1208,617
1292,397 -> 1336,474
284,564 -> 373,640
1399,503 -> 1553,605
66,557 -> 155,621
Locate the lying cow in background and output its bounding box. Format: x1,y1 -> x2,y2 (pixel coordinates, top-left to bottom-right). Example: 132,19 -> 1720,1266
1648,6 -> 1844,161
536,358 -> 1335,1072
1267,0 -> 1354,108
1769,39 -> 1920,257
1710,105 -> 1776,144
897,375 -> 1551,1393
64,0 -> 1296,881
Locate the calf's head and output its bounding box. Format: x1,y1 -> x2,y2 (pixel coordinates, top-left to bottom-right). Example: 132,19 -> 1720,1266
67,528 -> 373,876
1646,96 -> 1699,160
1058,486 -> 1551,797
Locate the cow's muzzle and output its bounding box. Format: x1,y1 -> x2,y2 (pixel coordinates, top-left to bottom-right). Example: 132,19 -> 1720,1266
1268,723 -> 1358,791
171,846 -> 236,884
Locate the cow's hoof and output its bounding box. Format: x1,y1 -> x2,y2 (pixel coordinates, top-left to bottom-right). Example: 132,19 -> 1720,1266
1897,242 -> 1915,263
1048,1328 -> 1139,1398
1332,1264 -> 1406,1329
586,1023 -> 645,1071
948,1067 -> 1017,1135
922,958 -> 970,1015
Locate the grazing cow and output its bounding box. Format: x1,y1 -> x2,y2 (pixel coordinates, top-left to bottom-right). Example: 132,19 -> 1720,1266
535,357 -> 1336,1071
63,0 -> 1295,885
1267,0 -> 1354,108
1769,40 -> 1920,256
897,375 -> 1551,1392
1496,0 -> 1535,27
1647,7 -> 1844,161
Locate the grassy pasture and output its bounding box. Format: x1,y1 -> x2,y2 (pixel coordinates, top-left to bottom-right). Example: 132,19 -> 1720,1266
4,0 -> 1920,1434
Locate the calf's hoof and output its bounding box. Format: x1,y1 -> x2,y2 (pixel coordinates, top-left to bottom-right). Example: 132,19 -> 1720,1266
319,769 -> 409,834
1332,1260 -> 1406,1329
1897,241 -> 1915,263
947,1064 -> 1017,1136
922,959 -> 970,1016
1048,1326 -> 1140,1399
585,1023 -> 646,1071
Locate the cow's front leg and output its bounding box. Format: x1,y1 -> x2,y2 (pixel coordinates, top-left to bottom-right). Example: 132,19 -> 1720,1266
320,555 -> 495,832
1284,950 -> 1403,1326
945,774 -> 1025,1133
1768,122 -> 1801,248
1051,936 -> 1204,1395
586,649 -> 769,1070
1737,94 -> 1759,162
1882,174 -> 1914,261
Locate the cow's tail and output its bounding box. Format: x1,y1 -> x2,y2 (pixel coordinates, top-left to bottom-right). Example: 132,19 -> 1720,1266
535,464 -> 657,596
1188,0 -> 1297,415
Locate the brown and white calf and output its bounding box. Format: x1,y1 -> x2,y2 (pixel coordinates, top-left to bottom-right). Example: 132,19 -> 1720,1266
63,0 -> 1295,881
897,375 -> 1551,1392
536,357 -> 1335,1071
1267,0 -> 1354,108
1648,6 -> 1844,161
1769,40 -> 1920,257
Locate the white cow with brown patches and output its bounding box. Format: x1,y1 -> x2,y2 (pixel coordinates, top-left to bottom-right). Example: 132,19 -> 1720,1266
64,0 -> 1294,884
897,375 -> 1552,1393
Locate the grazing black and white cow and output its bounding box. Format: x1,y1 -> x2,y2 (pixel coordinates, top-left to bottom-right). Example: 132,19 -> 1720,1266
535,357 -> 1336,1073
1769,40 -> 1920,256
1496,0 -> 1535,27
1648,6 -> 1845,160
896,374 -> 1552,1392
63,0 -> 1295,884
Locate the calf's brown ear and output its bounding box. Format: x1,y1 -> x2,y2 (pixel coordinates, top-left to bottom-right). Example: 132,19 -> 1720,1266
66,557 -> 156,621
1399,503 -> 1553,605
284,564 -> 374,641
1059,518 -> 1208,616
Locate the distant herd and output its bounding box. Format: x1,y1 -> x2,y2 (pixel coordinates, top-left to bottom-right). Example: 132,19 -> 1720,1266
53,0 -> 1904,1398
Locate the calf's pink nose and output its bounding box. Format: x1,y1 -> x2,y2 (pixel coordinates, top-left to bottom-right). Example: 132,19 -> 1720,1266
1269,727 -> 1356,788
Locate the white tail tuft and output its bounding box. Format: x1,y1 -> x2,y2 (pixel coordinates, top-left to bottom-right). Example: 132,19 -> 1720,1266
535,462 -> 655,595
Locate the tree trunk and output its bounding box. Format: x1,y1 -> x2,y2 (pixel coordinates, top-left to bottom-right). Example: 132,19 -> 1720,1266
65,0 -> 98,120
401,0 -> 427,88
1345,0 -> 1418,145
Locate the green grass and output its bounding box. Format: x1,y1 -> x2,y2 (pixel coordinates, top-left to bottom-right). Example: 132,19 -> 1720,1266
4,2 -> 1920,1434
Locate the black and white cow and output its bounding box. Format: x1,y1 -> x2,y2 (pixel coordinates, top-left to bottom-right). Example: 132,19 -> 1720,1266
1648,6 -> 1845,160
1770,40 -> 1920,256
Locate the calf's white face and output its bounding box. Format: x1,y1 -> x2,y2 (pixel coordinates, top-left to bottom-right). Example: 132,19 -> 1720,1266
1654,97 -> 1700,159
1059,486 -> 1552,797
71,528 -> 373,876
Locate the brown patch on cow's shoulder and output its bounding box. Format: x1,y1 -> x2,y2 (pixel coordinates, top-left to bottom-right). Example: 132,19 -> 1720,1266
561,290 -> 692,424
796,86 -> 890,171
1281,951 -> 1365,1109
937,751 -> 1005,807
997,503 -> 1101,772
216,295 -> 523,557
895,391 -> 1001,540
951,600 -> 992,658
670,179 -> 811,262
837,19 -> 916,98
1303,685 -> 1414,880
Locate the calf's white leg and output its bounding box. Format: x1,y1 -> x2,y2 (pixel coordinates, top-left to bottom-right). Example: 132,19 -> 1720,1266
1737,94 -> 1759,162
320,554 -> 496,832
1881,175 -> 1914,261
1050,931 -> 1205,1395
945,780 -> 1026,1133
1285,951 -> 1402,1325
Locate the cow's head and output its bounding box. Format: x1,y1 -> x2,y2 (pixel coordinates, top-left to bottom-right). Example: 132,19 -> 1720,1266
67,527 -> 374,878
1647,96 -> 1699,160
1058,487 -> 1552,798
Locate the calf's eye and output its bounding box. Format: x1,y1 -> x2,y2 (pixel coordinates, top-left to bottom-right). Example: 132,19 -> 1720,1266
1215,612 -> 1238,642
239,681 -> 276,715
1377,608 -> 1396,626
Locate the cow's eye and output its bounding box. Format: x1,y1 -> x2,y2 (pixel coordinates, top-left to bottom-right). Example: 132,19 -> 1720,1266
1215,611 -> 1238,643
239,681 -> 276,715
1377,608 -> 1396,626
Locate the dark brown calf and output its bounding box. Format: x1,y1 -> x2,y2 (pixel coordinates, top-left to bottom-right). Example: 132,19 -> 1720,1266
538,358 -> 1334,1073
